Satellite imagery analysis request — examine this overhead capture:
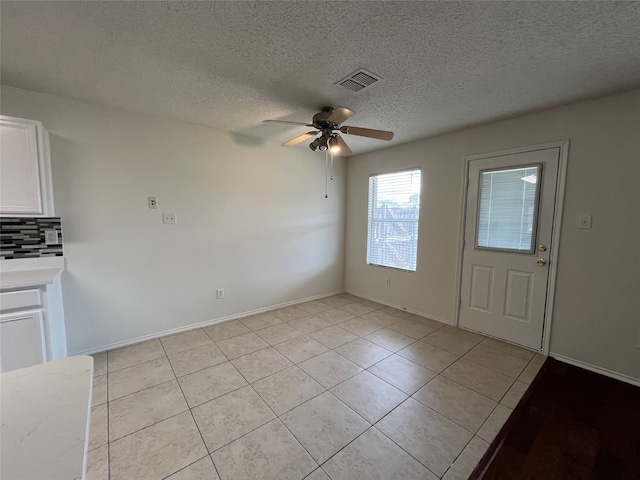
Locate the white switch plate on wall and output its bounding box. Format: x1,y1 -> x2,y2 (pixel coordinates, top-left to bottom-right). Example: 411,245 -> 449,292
579,214 -> 592,229
162,213 -> 177,224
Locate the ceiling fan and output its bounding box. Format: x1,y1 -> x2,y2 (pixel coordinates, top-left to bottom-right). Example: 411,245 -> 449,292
263,106 -> 394,155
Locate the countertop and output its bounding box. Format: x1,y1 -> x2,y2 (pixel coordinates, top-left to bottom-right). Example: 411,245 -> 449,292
0,356 -> 94,480
0,256 -> 64,289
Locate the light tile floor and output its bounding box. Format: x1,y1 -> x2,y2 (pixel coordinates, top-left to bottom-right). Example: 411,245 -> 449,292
86,293 -> 546,480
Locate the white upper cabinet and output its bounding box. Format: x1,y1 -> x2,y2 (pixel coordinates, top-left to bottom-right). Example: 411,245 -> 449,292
0,116 -> 54,216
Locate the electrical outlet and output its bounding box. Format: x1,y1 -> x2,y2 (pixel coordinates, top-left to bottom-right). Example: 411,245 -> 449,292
385,278 -> 391,287
216,289 -> 224,300
148,196 -> 158,209
44,230 -> 59,245
162,213 -> 177,224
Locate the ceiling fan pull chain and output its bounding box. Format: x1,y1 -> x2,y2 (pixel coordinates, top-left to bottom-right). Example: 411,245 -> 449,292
325,151 -> 329,198
330,152 -> 334,181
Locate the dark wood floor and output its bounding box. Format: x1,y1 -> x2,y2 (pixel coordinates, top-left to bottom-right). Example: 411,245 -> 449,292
473,358 -> 640,480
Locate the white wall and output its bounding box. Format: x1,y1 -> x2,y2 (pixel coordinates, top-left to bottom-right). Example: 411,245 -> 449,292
1,86 -> 346,354
345,90 -> 640,382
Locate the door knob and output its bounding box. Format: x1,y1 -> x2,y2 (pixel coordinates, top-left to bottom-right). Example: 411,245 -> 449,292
537,258 -> 547,266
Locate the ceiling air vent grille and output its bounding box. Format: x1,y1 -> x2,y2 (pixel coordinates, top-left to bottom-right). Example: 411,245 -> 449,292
337,69 -> 381,93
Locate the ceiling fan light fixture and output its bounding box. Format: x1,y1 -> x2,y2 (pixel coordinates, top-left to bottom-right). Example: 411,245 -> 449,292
309,138 -> 320,151
329,136 -> 340,153
318,134 -> 329,152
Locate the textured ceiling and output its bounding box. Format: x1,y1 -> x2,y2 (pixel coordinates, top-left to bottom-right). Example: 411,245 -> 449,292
2,1 -> 639,155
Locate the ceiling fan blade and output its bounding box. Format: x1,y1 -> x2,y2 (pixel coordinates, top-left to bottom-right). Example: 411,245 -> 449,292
264,120 -> 314,127
281,131 -> 318,147
340,126 -> 394,141
326,106 -> 355,125
335,135 -> 352,155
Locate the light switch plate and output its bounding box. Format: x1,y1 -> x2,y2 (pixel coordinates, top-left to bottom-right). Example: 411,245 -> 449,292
162,213 -> 177,225
579,215 -> 592,229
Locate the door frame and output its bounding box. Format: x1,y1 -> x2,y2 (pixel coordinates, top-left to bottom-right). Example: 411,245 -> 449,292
454,141 -> 569,354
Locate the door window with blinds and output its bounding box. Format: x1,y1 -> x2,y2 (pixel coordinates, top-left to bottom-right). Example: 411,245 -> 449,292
367,168 -> 421,271
475,164 -> 541,253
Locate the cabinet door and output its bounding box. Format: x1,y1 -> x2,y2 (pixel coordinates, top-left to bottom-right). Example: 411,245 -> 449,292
0,312 -> 46,373
0,118 -> 44,215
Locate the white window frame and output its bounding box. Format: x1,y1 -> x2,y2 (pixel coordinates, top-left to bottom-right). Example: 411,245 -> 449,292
366,168 -> 421,272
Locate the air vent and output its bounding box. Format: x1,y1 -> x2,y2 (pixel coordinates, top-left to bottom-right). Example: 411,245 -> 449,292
337,69 -> 381,93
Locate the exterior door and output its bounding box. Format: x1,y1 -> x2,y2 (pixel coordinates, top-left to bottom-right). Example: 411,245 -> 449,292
459,147 -> 560,350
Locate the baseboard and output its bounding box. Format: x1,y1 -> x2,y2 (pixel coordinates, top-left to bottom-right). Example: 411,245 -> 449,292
550,353 -> 640,387
71,289 -> 345,356
344,289 -> 454,326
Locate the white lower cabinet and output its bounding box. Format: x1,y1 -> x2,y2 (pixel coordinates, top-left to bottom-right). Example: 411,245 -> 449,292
0,311 -> 46,372
0,285 -> 62,373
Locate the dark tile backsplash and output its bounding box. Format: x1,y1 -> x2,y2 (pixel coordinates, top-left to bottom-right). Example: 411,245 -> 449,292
0,217 -> 63,259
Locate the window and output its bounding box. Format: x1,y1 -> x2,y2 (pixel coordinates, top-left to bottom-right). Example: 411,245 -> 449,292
367,169 -> 421,271
476,165 -> 541,253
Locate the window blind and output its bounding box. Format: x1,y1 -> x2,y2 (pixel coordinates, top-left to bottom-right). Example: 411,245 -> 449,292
476,165 -> 540,252
367,169 -> 421,271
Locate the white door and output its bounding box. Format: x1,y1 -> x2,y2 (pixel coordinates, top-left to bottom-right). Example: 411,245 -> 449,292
459,147 -> 560,350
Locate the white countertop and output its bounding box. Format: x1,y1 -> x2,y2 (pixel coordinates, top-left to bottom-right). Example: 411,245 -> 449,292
0,256 -> 65,289
1,356 -> 94,480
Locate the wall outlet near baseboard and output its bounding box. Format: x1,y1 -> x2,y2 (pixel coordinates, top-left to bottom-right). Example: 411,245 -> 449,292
385,278 -> 391,287
216,289 -> 224,300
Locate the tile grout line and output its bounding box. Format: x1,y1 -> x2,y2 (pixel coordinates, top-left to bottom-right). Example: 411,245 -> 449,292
158,338 -> 224,480
275,389 -> 371,472
355,335 -> 468,400
408,380 -> 489,436
195,350 -> 326,474
440,433 -> 488,480
351,333 -> 513,475
461,348 -> 531,379
245,380 -> 323,472
107,377 -> 178,406
249,336 -> 432,476
365,400 -> 442,478
420,369 -> 510,405
158,452 -> 211,480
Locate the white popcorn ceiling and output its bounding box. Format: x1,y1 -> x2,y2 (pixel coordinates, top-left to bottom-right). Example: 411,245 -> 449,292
1,1 -> 639,156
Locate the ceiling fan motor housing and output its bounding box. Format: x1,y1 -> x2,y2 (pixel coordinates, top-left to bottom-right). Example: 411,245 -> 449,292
312,107 -> 339,129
